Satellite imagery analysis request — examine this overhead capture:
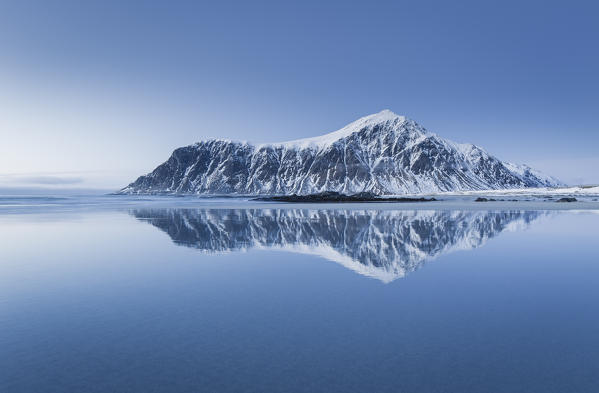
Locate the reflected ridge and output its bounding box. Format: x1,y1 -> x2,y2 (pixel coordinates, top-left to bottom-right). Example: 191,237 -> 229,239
131,209 -> 545,282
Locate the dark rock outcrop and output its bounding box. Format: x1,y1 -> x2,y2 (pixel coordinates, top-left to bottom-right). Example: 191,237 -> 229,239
556,197 -> 577,202
253,191 -> 437,203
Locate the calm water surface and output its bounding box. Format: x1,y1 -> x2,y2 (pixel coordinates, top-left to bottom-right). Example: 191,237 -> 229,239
1,203 -> 599,392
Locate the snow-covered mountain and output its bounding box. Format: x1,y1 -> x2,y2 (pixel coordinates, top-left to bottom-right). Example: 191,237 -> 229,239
131,208 -> 546,282
120,110 -> 562,195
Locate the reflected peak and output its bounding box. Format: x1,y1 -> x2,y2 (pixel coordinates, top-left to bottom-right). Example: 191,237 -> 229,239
131,209 -> 546,283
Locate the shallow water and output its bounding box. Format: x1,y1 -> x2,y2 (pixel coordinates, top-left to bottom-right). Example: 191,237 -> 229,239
1,200 -> 599,392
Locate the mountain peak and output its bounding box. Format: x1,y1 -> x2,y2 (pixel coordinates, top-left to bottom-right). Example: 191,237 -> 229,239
277,109 -> 407,149
368,109 -> 403,121
351,109 -> 406,128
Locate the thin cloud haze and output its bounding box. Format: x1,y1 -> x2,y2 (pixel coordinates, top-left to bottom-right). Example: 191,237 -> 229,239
14,176 -> 84,185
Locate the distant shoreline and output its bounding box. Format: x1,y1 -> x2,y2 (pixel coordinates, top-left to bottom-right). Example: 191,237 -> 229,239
1,194 -> 599,215
252,192 -> 437,203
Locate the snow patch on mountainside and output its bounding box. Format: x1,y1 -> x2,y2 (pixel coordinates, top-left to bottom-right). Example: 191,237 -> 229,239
503,162 -> 563,187
273,109 -> 408,149
428,185 -> 599,196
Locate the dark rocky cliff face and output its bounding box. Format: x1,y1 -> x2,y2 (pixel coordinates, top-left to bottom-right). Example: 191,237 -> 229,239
120,110 -> 562,195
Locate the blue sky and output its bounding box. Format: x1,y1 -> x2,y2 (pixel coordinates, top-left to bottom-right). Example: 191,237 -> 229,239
0,0 -> 597,189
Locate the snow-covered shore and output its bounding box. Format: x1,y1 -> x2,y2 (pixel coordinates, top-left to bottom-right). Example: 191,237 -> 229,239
402,185 -> 599,198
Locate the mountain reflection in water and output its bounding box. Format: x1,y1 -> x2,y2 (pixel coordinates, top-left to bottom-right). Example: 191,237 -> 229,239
131,209 -> 545,283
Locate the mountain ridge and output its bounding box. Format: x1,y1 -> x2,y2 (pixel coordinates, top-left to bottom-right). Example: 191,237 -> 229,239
120,110 -> 563,195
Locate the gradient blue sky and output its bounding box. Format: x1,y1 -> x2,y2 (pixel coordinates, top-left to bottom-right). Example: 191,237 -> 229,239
1,0 -> 597,189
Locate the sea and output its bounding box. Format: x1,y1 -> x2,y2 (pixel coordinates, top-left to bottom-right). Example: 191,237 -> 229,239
1,193 -> 599,392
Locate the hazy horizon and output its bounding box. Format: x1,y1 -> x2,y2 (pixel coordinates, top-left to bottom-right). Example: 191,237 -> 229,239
1,1 -> 598,190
